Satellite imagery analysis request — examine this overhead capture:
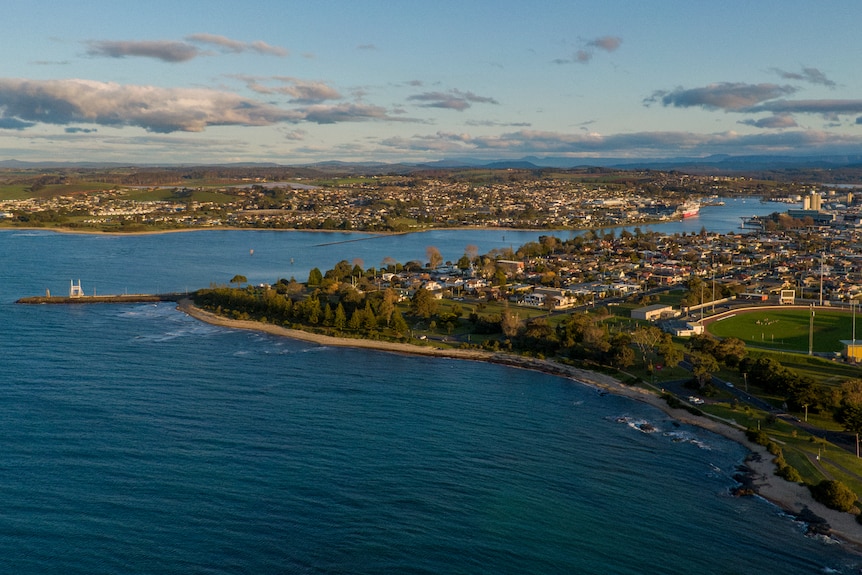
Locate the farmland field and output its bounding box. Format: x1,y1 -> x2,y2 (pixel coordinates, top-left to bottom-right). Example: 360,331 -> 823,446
706,308 -> 854,353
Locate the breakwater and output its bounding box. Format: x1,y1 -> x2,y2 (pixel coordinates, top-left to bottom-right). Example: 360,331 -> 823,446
16,293 -> 186,304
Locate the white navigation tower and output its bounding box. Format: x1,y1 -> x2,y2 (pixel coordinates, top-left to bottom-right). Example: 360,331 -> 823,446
69,279 -> 84,298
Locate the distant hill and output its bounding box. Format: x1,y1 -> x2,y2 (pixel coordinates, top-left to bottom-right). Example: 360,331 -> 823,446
3,154 -> 862,176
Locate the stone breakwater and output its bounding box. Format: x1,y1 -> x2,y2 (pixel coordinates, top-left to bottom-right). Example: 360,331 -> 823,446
16,293 -> 185,304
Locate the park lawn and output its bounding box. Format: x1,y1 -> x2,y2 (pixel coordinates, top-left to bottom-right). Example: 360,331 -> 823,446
702,401 -> 862,491
747,349 -> 861,388
708,309 -> 853,353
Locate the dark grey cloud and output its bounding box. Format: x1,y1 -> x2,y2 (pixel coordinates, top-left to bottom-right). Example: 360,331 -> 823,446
380,128 -> 862,157
407,89 -> 499,111
748,99 -> 862,117
739,114 -> 798,129
85,40 -> 199,62
85,35 -> 287,62
646,82 -> 798,111
772,66 -> 836,88
0,117 -> 35,130
291,102 -> 395,124
251,76 -> 341,104
64,127 -> 98,133
466,119 -> 531,128
186,34 -> 288,56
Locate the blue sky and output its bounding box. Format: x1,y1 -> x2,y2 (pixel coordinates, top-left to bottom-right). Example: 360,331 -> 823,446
2,0 -> 861,164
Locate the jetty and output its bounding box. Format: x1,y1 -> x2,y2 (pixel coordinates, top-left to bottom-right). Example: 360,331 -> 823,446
16,279 -> 187,305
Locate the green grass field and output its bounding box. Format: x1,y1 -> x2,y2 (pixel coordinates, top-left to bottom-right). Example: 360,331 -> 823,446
708,308 -> 854,353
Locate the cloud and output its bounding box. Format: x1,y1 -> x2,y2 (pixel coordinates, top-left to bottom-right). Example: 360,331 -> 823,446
186,33 -> 287,57
85,40 -> 199,62
378,128 -> 862,157
0,117 -> 35,130
587,36 -> 622,52
772,66 -> 836,88
465,119 -> 531,128
64,127 -> 98,133
574,50 -> 592,63
357,44 -> 377,51
407,89 -> 499,111
85,35 -> 287,62
739,114 -> 798,129
282,129 -> 307,141
0,78 -> 292,132
289,102 -> 396,124
239,76 -> 342,103
0,78 -> 406,132
647,82 -> 798,111
747,99 -> 862,119
555,35 -> 622,65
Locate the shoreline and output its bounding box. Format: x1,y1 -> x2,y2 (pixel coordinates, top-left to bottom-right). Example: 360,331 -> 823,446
177,298 -> 862,551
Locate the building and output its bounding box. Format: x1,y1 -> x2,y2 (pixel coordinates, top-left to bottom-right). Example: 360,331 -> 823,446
667,321 -> 705,337
631,304 -> 676,321
802,191 -> 822,211
841,340 -> 862,362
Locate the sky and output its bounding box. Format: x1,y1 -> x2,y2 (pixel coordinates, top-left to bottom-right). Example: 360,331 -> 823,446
2,0 -> 862,165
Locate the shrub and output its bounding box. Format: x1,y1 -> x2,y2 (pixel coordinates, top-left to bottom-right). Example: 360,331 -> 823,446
745,428 -> 770,446
776,464 -> 802,483
810,480 -> 858,512
662,393 -> 682,409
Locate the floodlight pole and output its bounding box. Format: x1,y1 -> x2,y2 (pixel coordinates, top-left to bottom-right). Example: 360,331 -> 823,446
808,304 -> 814,356
819,253 -> 824,307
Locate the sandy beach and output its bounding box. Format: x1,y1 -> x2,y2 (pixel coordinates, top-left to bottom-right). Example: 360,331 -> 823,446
177,299 -> 862,549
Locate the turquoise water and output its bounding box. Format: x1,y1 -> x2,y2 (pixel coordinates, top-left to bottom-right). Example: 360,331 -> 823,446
1,216 -> 857,574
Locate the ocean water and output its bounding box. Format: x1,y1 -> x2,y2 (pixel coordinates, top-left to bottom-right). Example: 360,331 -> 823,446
1,218 -> 857,574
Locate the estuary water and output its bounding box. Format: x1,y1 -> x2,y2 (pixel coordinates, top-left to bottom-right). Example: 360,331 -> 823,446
2,200 -> 857,574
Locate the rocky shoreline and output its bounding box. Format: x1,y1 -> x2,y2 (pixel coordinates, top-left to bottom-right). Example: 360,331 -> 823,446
176,299 -> 862,551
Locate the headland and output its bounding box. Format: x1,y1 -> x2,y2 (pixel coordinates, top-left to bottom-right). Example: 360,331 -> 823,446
175,298 -> 862,551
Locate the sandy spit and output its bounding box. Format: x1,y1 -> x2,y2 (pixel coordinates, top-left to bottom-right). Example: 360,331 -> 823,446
176,299 -> 862,550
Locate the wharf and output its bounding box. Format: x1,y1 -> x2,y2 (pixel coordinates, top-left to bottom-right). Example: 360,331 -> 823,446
17,293 -> 186,305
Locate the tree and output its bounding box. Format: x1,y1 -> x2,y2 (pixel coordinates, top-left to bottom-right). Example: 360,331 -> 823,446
426,246 -> 443,269
374,288 -> 396,326
465,244 -> 479,263
715,337 -> 747,367
656,333 -> 682,368
690,352 -> 719,388
410,288 -> 437,318
308,267 -> 323,286
609,334 -> 635,368
835,379 -> 862,433
348,308 -> 363,330
500,308 -> 522,337
391,310 -> 409,336
229,274 -> 247,287
334,303 -> 347,330
631,325 -> 663,366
